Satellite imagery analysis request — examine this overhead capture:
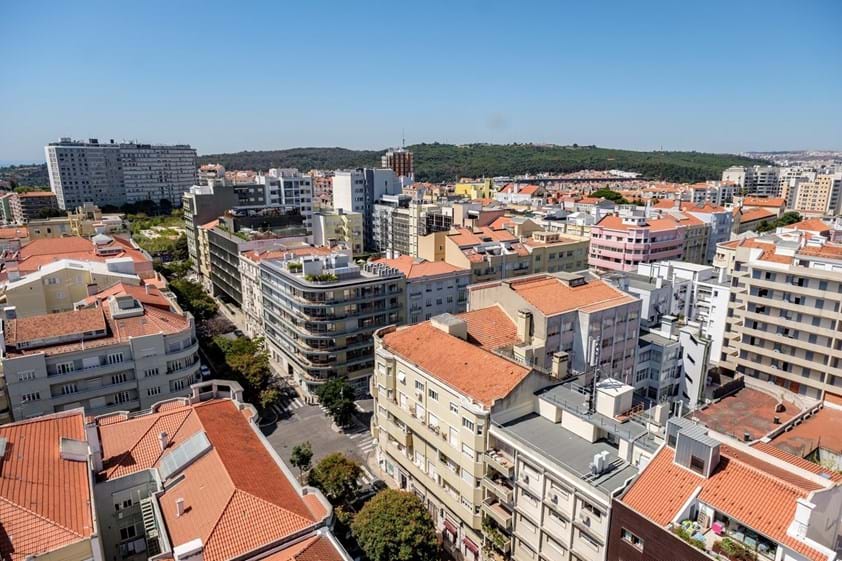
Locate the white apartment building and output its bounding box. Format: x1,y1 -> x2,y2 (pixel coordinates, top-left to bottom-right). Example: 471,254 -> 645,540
717,230 -> 842,399
486,378 -> 661,561
468,273 -> 641,383
45,138 -> 197,209
332,168 -> 403,250
372,311 -> 551,561
0,285 -> 199,420
257,168 -> 314,230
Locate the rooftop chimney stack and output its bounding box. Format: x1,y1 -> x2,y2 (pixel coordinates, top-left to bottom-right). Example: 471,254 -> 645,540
176,498 -> 185,517
159,431 -> 169,451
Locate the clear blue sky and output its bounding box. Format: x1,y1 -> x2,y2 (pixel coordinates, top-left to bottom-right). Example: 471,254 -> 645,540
1,0 -> 840,163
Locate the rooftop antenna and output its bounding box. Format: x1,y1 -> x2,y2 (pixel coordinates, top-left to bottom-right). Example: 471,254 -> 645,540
401,129 -> 405,149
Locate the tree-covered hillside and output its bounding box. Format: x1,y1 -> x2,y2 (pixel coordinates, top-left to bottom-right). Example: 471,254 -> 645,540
200,143 -> 768,183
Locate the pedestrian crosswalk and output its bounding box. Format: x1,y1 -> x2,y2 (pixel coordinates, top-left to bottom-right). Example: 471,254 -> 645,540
348,429 -> 377,455
270,393 -> 305,416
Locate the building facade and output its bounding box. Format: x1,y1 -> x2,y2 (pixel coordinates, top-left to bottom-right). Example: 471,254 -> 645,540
589,214 -> 686,272
312,209 -> 364,255
261,253 -> 404,396
45,138 -> 197,209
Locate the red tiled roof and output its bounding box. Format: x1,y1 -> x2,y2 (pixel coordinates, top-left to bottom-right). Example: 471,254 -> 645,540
595,214 -> 683,232
0,227 -> 28,240
752,442 -> 842,483
382,322 -> 530,407
15,236 -> 149,274
0,412 -> 94,561
785,218 -> 831,233
98,399 -> 324,561
5,307 -> 107,346
260,535 -> 345,561
622,445 -> 827,561
371,255 -> 467,279
767,405 -> 842,457
17,190 -> 57,198
505,274 -> 637,315
742,197 -> 786,208
738,207 -> 776,223
447,227 -> 517,247
459,306 -> 520,350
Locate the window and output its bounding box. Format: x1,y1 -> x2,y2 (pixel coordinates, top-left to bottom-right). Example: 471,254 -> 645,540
428,388 -> 439,401
144,368 -> 158,378
414,380 -> 424,391
462,417 -> 475,431
462,443 -> 474,460
17,370 -> 36,382
61,383 -> 78,395
119,524 -> 137,541
689,455 -> 705,474
21,392 -> 41,402
107,352 -> 124,365
147,386 -> 161,397
450,402 -> 459,415
112,372 -> 128,385
622,529 -> 644,550
56,362 -> 75,374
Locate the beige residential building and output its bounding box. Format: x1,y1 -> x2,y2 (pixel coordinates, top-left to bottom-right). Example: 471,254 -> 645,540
197,219 -> 216,291
792,173 -> 842,216
4,259 -> 142,317
372,310 -> 551,561
0,283 -> 200,420
717,230 -> 842,399
312,209 -> 364,255
469,273 -> 641,383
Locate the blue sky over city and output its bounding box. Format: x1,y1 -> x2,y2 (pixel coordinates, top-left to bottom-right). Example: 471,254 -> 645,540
1,0 -> 840,162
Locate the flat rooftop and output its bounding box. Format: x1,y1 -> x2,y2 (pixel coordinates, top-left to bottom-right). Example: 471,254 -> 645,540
496,413 -> 639,498
688,387 -> 800,441
767,405 -> 842,457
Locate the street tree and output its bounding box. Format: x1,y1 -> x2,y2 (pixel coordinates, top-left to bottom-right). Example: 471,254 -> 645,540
290,441 -> 313,482
307,452 -> 361,506
352,489 -> 439,561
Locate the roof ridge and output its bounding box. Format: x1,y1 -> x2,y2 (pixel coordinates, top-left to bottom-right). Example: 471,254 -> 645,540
0,494 -> 86,539
720,448 -> 812,495
104,408 -> 194,478
235,488 -> 316,527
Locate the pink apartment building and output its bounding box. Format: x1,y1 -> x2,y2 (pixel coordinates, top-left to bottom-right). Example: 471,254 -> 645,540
588,214 -> 686,271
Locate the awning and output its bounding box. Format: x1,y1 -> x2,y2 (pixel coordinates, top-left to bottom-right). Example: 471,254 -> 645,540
463,537 -> 479,554
443,519 -> 458,535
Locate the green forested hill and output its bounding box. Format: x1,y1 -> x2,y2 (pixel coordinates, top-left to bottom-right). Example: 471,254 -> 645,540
199,143 -> 768,183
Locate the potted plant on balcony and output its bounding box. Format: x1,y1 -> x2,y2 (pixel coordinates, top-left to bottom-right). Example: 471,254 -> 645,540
713,538 -> 757,561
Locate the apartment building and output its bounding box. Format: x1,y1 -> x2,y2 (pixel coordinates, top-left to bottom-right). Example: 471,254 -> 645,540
469,273 -> 641,383
0,190 -> 59,224
0,409 -> 102,561
239,244 -> 336,338
454,178 -> 495,200
494,184 -> 546,205
261,252 -> 404,396
45,138 -> 197,208
441,227 -> 588,284
0,284 -> 199,420
485,377 -> 660,561
791,173 -> 842,216
371,312 -> 550,561
255,168 -> 315,230
372,195 -> 454,258
332,168 -> 403,250
371,255 -> 471,323
311,170 -> 334,208
1,234 -> 154,283
312,209 -> 364,255
4,258 -> 141,317
382,147 -> 414,179
717,230 -> 842,399
680,203 -> 733,263
609,417 -> 841,561
181,183 -> 238,274
721,165 -> 784,198
589,214 -> 686,272
90,380 -> 350,561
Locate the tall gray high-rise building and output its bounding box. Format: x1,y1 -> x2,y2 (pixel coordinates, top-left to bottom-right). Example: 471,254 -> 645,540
45,138 -> 197,209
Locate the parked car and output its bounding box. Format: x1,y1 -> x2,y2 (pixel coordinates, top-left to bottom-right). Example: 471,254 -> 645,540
200,365 -> 211,379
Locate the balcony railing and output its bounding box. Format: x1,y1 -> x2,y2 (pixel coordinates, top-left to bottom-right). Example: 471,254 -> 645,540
484,449 -> 514,478
482,476 -> 514,504
481,497 -> 513,529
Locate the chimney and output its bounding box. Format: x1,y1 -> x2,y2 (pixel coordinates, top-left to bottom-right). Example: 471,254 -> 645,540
86,283 -> 98,296
176,498 -> 186,517
159,431 -> 169,451
145,284 -> 151,295
792,499 -> 814,538
551,352 -> 569,379
516,309 -> 533,344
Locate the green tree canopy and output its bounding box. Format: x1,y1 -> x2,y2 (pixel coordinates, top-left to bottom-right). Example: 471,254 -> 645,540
351,489 -> 439,561
590,188 -> 629,204
307,453 -> 361,506
315,377 -> 356,427
756,211 -> 801,233
290,441 -> 313,481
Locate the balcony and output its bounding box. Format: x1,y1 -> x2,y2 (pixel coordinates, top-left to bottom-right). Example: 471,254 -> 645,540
482,475 -> 514,504
485,449 -> 514,478
481,497 -> 513,529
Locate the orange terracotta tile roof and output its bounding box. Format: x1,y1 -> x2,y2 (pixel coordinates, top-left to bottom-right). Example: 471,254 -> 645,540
371,255 -> 467,279
785,218 -> 831,233
14,236 -> 149,274
459,306 -> 521,350
622,445 -> 827,561
447,227 -> 517,247
97,399 -> 324,561
595,214 -> 683,232
17,190 -> 56,198
505,274 -> 637,315
798,243 -> 842,259
78,282 -> 172,310
0,227 -> 28,239
767,405 -> 842,457
382,321 -> 530,407
200,219 -> 219,230
577,197 -> 602,205
739,207 -> 777,223
743,197 -> 786,208
5,307 -> 107,346
652,198 -> 681,209
752,442 -> 842,483
490,216 -> 515,229
242,245 -> 333,263
260,535 -> 345,561
682,202 -> 728,213
0,411 -> 94,561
